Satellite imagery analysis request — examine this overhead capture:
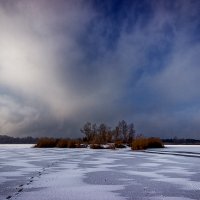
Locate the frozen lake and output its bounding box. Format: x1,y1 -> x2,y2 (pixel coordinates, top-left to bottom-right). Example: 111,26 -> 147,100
0,145 -> 200,200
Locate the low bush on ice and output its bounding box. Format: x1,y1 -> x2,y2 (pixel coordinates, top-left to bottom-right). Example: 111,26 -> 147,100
35,138 -> 87,148
132,137 -> 164,150
34,138 -> 58,148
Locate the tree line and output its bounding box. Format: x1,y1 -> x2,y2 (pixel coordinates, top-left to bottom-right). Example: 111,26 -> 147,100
80,120 -> 135,144
0,135 -> 38,144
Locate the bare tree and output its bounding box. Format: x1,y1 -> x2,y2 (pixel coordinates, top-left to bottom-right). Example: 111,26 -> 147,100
80,122 -> 92,142
118,120 -> 128,143
128,123 -> 135,143
81,120 -> 136,144
106,127 -> 112,143
91,123 -> 98,140
98,123 -> 107,143
113,126 -> 120,142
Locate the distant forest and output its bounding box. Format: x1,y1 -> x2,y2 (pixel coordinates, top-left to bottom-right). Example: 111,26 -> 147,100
0,135 -> 38,144
0,134 -> 200,145
162,138 -> 200,145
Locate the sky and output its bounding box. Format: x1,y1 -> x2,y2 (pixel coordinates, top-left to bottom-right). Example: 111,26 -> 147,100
0,0 -> 200,139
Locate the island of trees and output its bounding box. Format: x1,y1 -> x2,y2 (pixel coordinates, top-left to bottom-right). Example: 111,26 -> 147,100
2,121 -> 199,149
34,120 -> 164,150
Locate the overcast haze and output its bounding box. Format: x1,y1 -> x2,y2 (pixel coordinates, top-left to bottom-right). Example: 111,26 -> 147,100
0,0 -> 200,138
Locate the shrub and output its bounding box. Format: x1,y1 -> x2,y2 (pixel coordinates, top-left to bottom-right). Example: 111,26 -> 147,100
147,137 -> 164,148
35,138 -> 87,148
67,140 -> 76,148
114,140 -> 126,148
56,139 -> 69,148
132,137 -> 148,150
90,144 -> 104,149
35,138 -> 58,148
132,137 -> 164,150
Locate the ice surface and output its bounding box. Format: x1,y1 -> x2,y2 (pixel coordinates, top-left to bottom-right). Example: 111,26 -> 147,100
0,145 -> 200,200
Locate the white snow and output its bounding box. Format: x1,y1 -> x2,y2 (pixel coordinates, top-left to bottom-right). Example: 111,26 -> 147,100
0,145 -> 200,200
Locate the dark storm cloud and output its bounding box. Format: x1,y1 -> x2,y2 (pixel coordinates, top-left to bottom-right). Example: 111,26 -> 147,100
0,0 -> 200,138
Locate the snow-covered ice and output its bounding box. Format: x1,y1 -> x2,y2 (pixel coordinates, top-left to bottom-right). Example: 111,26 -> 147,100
0,145 -> 200,200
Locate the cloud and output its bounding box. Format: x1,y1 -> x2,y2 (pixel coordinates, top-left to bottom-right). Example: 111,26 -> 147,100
0,0 -> 200,138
